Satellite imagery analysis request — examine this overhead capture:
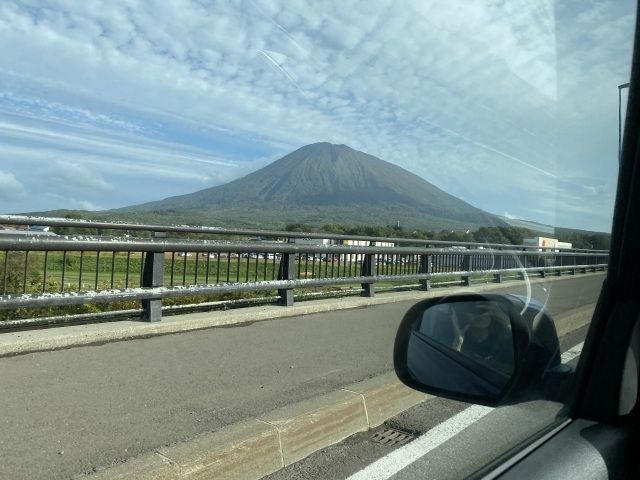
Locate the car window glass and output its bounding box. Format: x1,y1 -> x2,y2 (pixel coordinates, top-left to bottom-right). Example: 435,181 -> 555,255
0,1 -> 636,479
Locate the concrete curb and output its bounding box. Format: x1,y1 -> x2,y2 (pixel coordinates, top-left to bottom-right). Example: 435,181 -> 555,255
85,373 -> 428,480
0,272 -> 605,357
81,304 -> 592,480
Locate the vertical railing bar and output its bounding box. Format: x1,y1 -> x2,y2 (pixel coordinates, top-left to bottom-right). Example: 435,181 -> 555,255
245,253 -> 250,282
94,251 -> 100,290
110,251 -> 116,288
139,252 -> 146,287
182,252 -> 187,286
194,252 -> 200,285
2,250 -> 8,295
78,251 -> 84,292
22,250 -> 29,294
236,253 -> 241,283
263,253 -> 268,281
271,253 -> 276,280
254,253 -> 259,282
337,253 -> 341,277
136,252 -> 143,287
60,251 -> 67,293
318,253 -> 329,278
305,253 -> 309,279
312,253 -> 316,279
169,252 -> 175,287
226,253 -> 231,282
42,250 -> 49,293
125,252 -> 131,288
216,252 -> 221,283
205,252 -> 211,284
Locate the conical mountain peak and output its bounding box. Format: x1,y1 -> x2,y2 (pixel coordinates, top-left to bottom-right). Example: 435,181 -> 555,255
119,143 -> 504,230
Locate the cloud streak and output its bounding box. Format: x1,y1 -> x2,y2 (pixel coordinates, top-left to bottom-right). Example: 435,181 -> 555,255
0,0 -> 634,231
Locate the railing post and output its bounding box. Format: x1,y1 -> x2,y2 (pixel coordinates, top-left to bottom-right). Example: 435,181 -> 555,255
419,247 -> 432,290
493,252 -> 503,283
277,238 -> 296,306
461,248 -> 471,286
517,250 -> 526,281
141,231 -> 165,322
361,241 -> 376,297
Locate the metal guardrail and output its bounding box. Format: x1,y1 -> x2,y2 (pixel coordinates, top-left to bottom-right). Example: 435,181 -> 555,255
0,214 -> 608,252
0,225 -> 608,327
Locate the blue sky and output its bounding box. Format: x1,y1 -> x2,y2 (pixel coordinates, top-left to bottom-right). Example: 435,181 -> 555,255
0,0 -> 635,232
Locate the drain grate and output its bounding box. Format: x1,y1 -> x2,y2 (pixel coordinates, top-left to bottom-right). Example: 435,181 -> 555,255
371,428 -> 414,447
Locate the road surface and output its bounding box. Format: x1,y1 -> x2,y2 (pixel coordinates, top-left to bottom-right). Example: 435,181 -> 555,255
0,274 -> 604,479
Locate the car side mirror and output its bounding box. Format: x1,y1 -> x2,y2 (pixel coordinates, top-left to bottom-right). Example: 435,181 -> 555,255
394,294 -> 562,407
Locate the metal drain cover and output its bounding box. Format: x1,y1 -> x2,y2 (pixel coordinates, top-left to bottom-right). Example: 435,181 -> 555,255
371,428 -> 414,447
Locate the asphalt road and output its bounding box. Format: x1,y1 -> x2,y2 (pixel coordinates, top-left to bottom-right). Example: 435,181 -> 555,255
0,274 -> 604,479
264,324 -> 590,480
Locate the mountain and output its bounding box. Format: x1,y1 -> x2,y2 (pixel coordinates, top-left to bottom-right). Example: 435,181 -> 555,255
116,142 -> 506,230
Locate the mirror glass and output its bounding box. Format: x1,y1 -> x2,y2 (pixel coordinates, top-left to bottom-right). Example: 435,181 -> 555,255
407,300 -> 515,399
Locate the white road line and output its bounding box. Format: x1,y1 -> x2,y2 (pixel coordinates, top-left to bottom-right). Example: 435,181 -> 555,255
345,404 -> 494,480
346,342 -> 585,480
561,342 -> 584,363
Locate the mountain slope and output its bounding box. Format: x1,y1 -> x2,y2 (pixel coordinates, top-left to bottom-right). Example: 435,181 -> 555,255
118,143 -> 506,230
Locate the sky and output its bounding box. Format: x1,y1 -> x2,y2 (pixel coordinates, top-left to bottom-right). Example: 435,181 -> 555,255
0,0 -> 635,232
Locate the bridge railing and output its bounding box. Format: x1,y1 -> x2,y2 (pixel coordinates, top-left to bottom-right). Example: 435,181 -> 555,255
0,214 -> 605,251
0,219 -> 609,328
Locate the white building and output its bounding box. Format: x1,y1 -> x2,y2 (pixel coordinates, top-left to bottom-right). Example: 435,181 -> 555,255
523,236 -> 572,250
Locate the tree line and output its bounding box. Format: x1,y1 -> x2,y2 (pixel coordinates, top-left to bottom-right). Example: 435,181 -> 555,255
285,223 -> 610,250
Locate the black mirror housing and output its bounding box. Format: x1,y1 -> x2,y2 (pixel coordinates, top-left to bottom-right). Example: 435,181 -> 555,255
394,293 -> 561,407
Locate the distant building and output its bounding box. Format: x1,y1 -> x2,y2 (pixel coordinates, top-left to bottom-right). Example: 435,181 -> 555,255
295,238 -> 332,246
293,238 -> 394,262
523,236 -> 572,250
339,239 -> 394,262
340,239 -> 395,248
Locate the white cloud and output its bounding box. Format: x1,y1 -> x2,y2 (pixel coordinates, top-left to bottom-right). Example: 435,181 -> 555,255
0,0 -> 634,230
0,170 -> 26,201
44,160 -> 114,192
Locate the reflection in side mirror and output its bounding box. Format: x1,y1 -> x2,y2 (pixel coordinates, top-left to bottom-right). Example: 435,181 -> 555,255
407,300 -> 515,402
407,301 -> 515,397
395,294 -> 562,407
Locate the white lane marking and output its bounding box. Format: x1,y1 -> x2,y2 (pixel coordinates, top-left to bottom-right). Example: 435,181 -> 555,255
561,342 -> 584,363
346,342 -> 585,480
345,404 -> 494,480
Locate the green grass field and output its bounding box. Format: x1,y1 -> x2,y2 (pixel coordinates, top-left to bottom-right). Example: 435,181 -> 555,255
0,251 -> 439,294
0,250 -> 482,321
